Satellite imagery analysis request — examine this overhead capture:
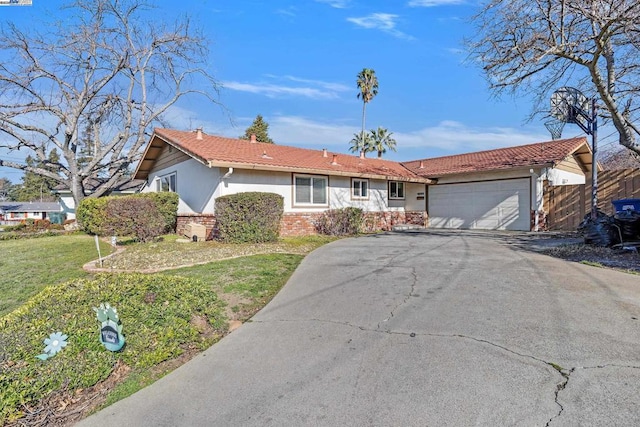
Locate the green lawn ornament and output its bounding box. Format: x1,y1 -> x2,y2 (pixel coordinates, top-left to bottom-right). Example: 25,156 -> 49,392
93,303 -> 125,351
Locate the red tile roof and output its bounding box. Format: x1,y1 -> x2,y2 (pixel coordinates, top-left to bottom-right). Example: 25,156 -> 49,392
402,137 -> 592,178
137,128 -> 431,183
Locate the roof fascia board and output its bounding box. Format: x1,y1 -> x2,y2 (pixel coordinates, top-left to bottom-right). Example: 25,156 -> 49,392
207,161 -> 433,184
134,132 -> 209,179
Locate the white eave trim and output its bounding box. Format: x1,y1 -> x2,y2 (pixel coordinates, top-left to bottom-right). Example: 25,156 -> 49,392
206,161 -> 433,184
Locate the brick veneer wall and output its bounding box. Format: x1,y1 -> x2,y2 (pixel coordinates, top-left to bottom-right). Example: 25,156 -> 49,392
177,210 -> 429,239
177,214 -> 217,240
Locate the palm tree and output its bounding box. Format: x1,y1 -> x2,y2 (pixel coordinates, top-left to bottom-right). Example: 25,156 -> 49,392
370,127 -> 397,158
349,132 -> 373,155
356,68 -> 379,156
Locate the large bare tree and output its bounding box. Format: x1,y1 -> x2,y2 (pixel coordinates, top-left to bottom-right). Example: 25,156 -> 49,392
0,0 -> 220,205
468,0 -> 640,154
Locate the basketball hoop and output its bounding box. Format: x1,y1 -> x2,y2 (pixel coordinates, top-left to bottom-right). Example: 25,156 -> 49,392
544,118 -> 565,140
549,86 -> 599,221
550,87 -> 590,133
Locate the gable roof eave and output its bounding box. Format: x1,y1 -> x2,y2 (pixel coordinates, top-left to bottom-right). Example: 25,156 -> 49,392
133,130 -> 209,180
207,160 -> 433,184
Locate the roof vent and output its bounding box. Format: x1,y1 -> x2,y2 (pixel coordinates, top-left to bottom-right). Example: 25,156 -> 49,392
331,154 -> 338,165
196,127 -> 203,140
250,134 -> 257,143
323,148 -> 328,158
360,151 -> 365,159
261,150 -> 272,159
419,160 -> 424,169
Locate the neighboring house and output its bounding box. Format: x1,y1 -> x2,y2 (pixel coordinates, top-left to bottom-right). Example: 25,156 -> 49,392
134,128 -> 595,236
0,202 -> 64,225
54,178 -> 146,219
402,137 -> 596,231
135,128 -> 433,237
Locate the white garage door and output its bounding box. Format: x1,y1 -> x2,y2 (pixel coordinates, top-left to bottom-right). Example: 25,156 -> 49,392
428,178 -> 531,231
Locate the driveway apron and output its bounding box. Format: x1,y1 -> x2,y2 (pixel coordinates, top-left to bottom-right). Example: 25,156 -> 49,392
78,231 -> 640,426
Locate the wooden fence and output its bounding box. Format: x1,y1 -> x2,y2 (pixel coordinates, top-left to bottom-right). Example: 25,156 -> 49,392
545,169 -> 640,231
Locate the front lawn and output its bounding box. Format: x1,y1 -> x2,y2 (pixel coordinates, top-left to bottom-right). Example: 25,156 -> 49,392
0,234 -> 337,425
0,234 -> 114,316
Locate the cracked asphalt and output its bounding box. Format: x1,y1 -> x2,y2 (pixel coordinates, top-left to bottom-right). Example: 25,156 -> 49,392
78,230 -> 640,426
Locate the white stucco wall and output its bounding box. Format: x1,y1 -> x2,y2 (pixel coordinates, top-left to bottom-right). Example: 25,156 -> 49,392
59,195 -> 76,219
405,183 -> 427,211
143,164 -> 420,214
542,168 -> 586,186
142,158 -> 219,214
220,170 -> 400,213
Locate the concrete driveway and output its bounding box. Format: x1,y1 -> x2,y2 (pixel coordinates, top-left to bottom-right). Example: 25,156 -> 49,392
79,230 -> 640,426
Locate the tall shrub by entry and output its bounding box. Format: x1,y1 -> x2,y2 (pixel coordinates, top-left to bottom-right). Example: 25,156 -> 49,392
215,192 -> 283,243
316,207 -> 364,236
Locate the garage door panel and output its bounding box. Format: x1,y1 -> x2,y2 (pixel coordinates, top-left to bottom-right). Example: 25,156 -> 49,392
428,179 -> 530,231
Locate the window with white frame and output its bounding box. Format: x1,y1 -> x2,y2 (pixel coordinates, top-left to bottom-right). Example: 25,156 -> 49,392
388,181 -> 405,199
156,172 -> 177,192
294,174 -> 328,206
351,178 -> 369,200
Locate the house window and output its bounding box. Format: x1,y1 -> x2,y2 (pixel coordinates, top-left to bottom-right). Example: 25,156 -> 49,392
156,173 -> 177,192
389,181 -> 405,199
294,174 -> 328,206
352,178 -> 369,199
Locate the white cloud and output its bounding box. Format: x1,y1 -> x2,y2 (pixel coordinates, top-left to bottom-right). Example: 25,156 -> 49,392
222,81 -> 341,99
408,0 -> 466,6
280,75 -> 351,93
314,0 -> 351,8
268,116 -> 551,159
347,13 -> 415,41
222,75 -> 349,100
276,7 -> 297,17
270,116 -> 357,148
390,121 -> 549,153
159,110 -> 554,161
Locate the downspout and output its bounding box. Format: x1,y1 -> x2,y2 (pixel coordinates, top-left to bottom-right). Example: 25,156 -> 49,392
530,168 -> 541,232
219,167 -> 234,196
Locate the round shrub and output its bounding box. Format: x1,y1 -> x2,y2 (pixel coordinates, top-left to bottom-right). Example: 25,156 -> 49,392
76,197 -> 109,235
315,207 -> 364,236
215,192 -> 283,243
104,197 -> 166,242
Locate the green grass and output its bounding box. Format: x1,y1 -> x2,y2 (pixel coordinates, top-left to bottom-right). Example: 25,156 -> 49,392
0,234 -> 114,316
163,253 -> 304,316
0,234 -> 329,423
0,273 -> 226,423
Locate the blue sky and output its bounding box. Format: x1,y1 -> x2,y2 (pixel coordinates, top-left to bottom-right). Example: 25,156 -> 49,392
0,0 -> 611,181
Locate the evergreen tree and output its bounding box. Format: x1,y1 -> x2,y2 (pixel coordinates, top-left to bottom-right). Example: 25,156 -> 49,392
0,177 -> 15,201
240,115 -> 275,144
11,151 -> 60,202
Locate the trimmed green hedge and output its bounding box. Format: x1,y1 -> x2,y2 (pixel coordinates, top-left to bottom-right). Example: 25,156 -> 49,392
215,192 -> 283,243
76,197 -> 109,235
315,207 -> 364,236
76,192 -> 179,240
135,192 -> 179,233
104,197 -> 166,243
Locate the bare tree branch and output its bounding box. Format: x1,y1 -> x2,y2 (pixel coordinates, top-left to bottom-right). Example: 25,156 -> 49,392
468,0 -> 640,154
0,0 -> 221,205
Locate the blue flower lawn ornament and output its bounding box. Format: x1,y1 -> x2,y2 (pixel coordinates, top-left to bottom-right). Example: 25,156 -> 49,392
36,332 -> 68,360
93,303 -> 125,352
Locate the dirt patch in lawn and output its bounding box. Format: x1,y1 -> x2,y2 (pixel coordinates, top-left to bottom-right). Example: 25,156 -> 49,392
84,239 -> 328,273
542,242 -> 640,273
